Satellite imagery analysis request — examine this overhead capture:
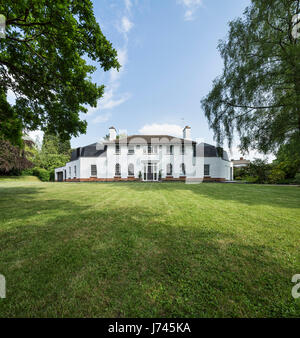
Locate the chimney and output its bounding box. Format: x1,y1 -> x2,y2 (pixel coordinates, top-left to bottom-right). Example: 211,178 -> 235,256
109,126 -> 117,141
183,126 -> 191,139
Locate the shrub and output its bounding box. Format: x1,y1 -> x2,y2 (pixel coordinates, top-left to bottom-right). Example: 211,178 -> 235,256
33,167 -> 50,182
245,176 -> 259,183
267,168 -> 286,184
21,168 -> 34,176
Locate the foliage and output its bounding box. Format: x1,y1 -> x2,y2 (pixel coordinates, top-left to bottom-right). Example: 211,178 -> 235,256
0,138 -> 33,174
273,134 -> 300,178
201,0 -> 300,154
267,168 -> 286,184
0,0 -> 120,146
0,181 -> 299,317
38,132 -> 71,171
32,167 -> 50,182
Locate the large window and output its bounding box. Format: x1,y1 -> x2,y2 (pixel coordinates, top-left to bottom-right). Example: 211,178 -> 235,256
143,145 -> 158,154
181,163 -> 186,176
115,143 -> 120,154
128,145 -> 135,155
167,163 -> 173,176
69,167 -> 71,178
74,166 -> 76,177
115,163 -> 121,176
91,165 -> 97,177
128,163 -> 134,176
167,145 -> 173,155
204,164 -> 210,176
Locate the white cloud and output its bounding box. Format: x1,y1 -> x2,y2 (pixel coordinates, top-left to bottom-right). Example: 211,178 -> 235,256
120,16 -> 133,34
139,124 -> 183,137
92,112 -> 112,124
28,130 -> 44,147
125,0 -> 132,12
178,0 -> 203,21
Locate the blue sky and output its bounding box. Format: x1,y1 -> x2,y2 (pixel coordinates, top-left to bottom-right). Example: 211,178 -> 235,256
28,0 -> 273,160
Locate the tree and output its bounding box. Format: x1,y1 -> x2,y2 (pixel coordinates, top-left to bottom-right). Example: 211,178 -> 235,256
273,134 -> 300,178
38,132 -> 71,171
201,0 -> 300,154
0,138 -> 33,174
0,1 -> 120,146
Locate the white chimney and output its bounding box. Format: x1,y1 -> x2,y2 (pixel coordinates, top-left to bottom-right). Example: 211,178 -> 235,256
183,126 -> 191,139
109,126 -> 117,140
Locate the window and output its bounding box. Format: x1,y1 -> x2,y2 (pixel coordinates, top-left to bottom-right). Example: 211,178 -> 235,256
167,163 -> 173,176
181,143 -> 185,155
74,166 -> 76,177
115,163 -> 121,176
69,167 -> 71,178
115,143 -> 120,154
128,145 -> 135,155
144,145 -> 158,154
181,163 -> 186,176
193,143 -> 196,157
136,145 -> 140,149
204,164 -> 210,176
91,165 -> 97,177
128,163 -> 134,176
167,145 -> 173,155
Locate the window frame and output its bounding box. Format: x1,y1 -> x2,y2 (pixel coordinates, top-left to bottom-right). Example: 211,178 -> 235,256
91,164 -> 97,177
204,164 -> 210,176
115,163 -> 121,176
167,163 -> 173,176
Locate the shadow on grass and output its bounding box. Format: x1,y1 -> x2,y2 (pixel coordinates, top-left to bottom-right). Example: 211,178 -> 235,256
0,186 -> 298,318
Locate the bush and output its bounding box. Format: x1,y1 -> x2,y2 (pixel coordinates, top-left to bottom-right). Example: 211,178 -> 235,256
32,167 -> 50,182
267,168 -> 285,184
21,168 -> 34,176
245,176 -> 259,183
292,173 -> 300,184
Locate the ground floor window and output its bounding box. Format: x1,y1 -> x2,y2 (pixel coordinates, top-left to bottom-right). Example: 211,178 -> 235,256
115,163 -> 121,176
69,167 -> 71,178
128,163 -> 134,176
167,163 -> 173,176
204,164 -> 210,176
181,163 -> 186,175
91,164 -> 97,177
74,166 -> 76,177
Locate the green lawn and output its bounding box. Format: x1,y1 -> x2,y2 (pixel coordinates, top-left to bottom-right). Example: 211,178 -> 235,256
0,180 -> 299,318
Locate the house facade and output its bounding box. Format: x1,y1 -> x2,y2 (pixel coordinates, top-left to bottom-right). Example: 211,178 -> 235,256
55,126 -> 233,182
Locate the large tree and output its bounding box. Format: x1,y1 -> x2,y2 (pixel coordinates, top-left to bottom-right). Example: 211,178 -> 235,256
0,0 -> 120,146
201,0 -> 300,154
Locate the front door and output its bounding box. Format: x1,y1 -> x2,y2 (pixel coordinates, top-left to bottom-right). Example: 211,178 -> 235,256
143,163 -> 157,181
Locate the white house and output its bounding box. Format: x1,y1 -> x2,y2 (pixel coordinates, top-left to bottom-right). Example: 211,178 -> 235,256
55,126 -> 233,182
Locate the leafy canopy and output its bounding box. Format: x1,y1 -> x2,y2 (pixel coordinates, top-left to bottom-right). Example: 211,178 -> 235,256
0,0 -> 120,146
201,0 -> 300,154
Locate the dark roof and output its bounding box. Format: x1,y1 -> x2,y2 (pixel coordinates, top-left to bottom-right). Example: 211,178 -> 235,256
197,143 -> 229,161
70,143 -> 107,161
104,135 -> 196,144
70,139 -> 229,161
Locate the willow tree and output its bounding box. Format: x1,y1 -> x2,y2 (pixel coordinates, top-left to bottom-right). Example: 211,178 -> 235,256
0,1 -> 120,147
201,0 -> 300,154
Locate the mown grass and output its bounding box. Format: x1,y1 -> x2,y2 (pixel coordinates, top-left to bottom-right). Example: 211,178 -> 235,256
0,181 -> 299,317
0,176 -> 40,182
